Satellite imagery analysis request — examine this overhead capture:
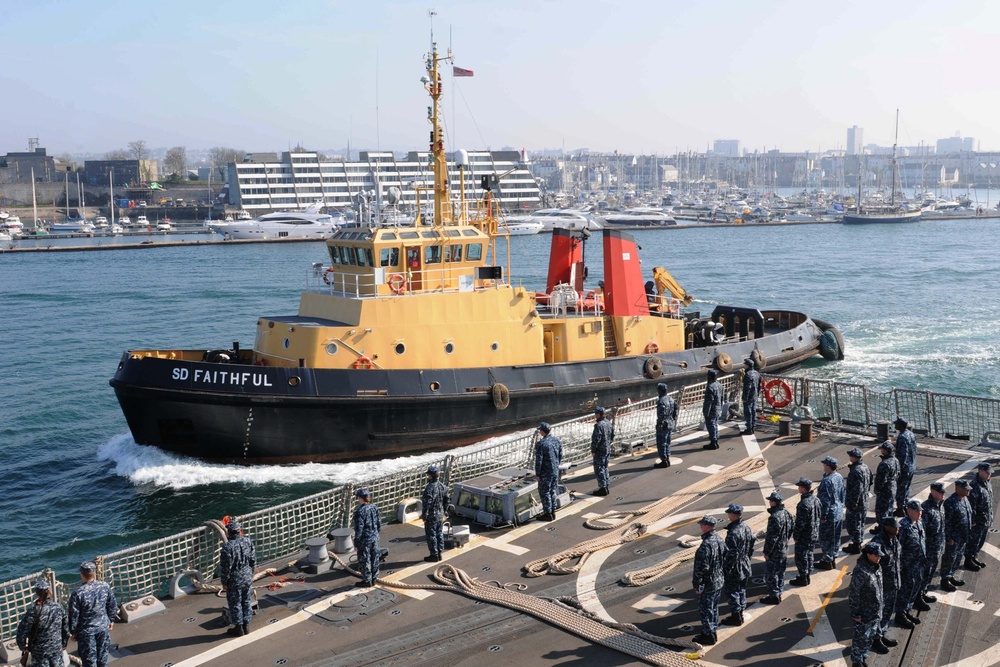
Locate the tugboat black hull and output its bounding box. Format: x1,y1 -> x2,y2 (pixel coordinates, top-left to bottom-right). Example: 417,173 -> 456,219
110,313 -> 828,464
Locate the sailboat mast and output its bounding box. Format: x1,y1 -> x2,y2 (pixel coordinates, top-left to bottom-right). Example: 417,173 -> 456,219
891,108 -> 899,208
65,173 -> 70,220
110,170 -> 115,227
31,168 -> 38,230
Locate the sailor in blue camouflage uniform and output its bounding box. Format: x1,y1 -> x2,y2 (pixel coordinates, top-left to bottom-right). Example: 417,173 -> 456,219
691,515 -> 726,646
421,465 -> 449,561
653,383 -> 679,468
872,442 -> 899,530
816,456 -> 846,570
790,477 -> 821,586
590,406 -> 614,496
843,447 -> 873,554
534,422 -> 563,520
702,370 -> 723,450
68,561 -> 117,667
965,462 -> 993,572
893,418 -> 918,516
16,579 -> 68,667
352,488 -> 382,587
849,541 -> 885,667
760,490 -> 794,605
940,479 -> 973,592
741,358 -> 762,434
721,503 -> 755,626
869,517 -> 901,654
919,481 -> 946,603
220,519 -> 256,637
895,499 -> 929,628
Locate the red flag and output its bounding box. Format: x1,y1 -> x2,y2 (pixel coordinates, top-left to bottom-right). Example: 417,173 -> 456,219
453,66 -> 474,78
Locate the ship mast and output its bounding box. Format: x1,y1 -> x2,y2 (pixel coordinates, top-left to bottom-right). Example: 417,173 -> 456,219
891,108 -> 899,208
425,43 -> 452,227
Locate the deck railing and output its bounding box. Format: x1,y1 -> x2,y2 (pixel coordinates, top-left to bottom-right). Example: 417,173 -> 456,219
2,373 -> 997,642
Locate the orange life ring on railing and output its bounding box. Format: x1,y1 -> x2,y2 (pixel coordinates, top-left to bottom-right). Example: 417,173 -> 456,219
323,268 -> 336,286
764,378 -> 794,408
389,273 -> 407,294
645,342 -> 659,354
666,298 -> 680,315
352,355 -> 373,370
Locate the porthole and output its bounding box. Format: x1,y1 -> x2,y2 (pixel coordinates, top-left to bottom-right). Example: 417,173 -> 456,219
268,321 -> 274,328
429,382 -> 440,391
395,343 -> 406,355
283,338 -> 290,349
491,342 -> 499,351
288,376 -> 301,387
444,342 -> 455,354
325,343 -> 339,355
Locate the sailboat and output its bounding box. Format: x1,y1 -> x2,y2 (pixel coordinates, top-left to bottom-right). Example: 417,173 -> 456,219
843,110 -> 921,224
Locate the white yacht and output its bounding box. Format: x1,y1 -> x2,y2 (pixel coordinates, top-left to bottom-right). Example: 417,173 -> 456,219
94,216 -> 109,229
136,214 -> 150,226
505,208 -> 603,231
50,220 -> 95,233
500,220 -> 544,236
602,207 -> 676,227
0,214 -> 24,237
218,205 -> 342,240
156,219 -> 173,232
119,215 -> 132,227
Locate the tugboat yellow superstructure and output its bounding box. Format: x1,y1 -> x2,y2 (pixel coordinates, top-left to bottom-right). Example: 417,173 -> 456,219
110,44 -> 841,463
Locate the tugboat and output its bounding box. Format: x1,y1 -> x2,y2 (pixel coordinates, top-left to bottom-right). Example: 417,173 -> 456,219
110,44 -> 842,464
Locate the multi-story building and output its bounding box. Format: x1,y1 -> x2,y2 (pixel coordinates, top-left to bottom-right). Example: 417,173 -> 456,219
0,147 -> 58,183
846,126 -> 863,156
713,140 -> 740,158
227,150 -> 540,214
936,135 -> 975,155
82,159 -> 159,187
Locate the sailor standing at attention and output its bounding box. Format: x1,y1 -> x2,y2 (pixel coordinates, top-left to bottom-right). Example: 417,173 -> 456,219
790,477 -> 821,586
868,517 -> 901,655
872,442 -> 899,530
939,479 -> 973,592
533,422 -> 563,521
965,462 -> 993,572
895,499 -> 929,627
68,561 -> 117,667
16,578 -> 68,667
816,456 -> 846,570
843,447 -> 873,554
741,357 -> 762,434
691,516 -> 726,646
919,482 -> 946,604
352,488 -> 382,587
654,383 -> 678,468
421,465 -> 449,562
848,541 -> 885,667
702,370 -> 723,450
220,520 -> 257,637
760,490 -> 795,605
721,502 -> 755,626
590,406 -> 614,496
893,418 -> 917,516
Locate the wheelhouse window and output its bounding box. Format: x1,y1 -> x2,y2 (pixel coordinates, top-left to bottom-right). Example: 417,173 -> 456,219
329,246 -> 341,264
425,245 -> 443,264
445,244 -> 463,262
466,243 -> 483,261
380,247 -> 400,267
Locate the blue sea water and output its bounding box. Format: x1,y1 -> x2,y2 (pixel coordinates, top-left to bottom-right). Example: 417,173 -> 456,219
1,218 -> 998,583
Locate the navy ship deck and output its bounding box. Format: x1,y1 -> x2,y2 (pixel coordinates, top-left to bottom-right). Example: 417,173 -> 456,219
78,422 -> 998,667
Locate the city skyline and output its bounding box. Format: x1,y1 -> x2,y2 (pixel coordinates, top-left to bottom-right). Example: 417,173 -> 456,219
4,0 -> 999,156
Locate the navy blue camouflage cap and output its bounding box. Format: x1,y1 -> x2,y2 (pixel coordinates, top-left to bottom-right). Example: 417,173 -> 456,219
427,465 -> 439,476
906,499 -> 922,511
863,541 -> 886,557
594,406 -> 606,414
847,447 -> 864,458
894,417 -> 908,428
227,519 -> 242,534
80,561 -> 97,574
766,490 -> 784,502
726,503 -> 744,515
743,357 -> 755,367
33,578 -> 50,592
955,479 -> 971,489
821,456 -> 838,468
977,462 -> 993,473
880,516 -> 898,528
795,477 -> 813,489
538,422 -> 551,432
879,441 -> 894,453
355,487 -> 371,498
930,482 -> 946,493
698,515 -> 718,527
657,382 -> 668,392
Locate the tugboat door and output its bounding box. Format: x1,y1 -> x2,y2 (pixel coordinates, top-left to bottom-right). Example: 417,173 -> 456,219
406,246 -> 422,291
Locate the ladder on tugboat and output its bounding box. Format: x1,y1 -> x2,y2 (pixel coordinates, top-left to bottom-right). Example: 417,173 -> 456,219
602,315 -> 618,358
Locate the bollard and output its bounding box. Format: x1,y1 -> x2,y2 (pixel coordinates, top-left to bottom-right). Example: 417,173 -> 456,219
779,417 -> 792,437
876,421 -> 890,442
329,527 -> 354,554
800,420 -> 814,443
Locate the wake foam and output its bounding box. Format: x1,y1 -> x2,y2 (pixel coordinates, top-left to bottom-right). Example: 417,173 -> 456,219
97,429 -> 537,490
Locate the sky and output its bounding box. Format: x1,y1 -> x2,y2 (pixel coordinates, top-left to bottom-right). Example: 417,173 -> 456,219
4,0 -> 999,157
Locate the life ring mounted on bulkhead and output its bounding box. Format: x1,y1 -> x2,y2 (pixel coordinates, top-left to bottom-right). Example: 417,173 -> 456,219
389,273 -> 407,294
764,378 -> 794,408
644,342 -> 659,354
352,355 -> 374,370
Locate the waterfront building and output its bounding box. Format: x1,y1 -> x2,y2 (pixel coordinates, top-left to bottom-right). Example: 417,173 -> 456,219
846,126 -> 863,156
83,159 -> 159,187
713,140 -> 740,158
0,147 -> 58,183
936,134 -> 975,155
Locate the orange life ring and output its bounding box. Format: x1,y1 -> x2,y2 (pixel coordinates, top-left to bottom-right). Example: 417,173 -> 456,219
645,342 -> 659,354
764,378 -> 794,408
323,268 -> 336,286
666,298 -> 680,315
389,273 -> 406,294
352,355 -> 373,370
